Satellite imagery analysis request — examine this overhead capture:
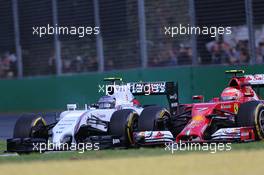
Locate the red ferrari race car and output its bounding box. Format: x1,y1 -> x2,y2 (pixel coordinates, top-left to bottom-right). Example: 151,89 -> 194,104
134,70 -> 264,144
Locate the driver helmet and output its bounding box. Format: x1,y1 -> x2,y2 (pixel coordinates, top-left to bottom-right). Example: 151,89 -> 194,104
220,87 -> 242,101
98,96 -> 116,109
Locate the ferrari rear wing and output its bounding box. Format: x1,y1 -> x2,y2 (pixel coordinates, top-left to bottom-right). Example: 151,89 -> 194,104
128,81 -> 179,115
244,74 -> 264,87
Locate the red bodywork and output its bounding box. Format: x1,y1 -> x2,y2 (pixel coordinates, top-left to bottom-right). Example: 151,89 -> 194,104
176,76 -> 260,142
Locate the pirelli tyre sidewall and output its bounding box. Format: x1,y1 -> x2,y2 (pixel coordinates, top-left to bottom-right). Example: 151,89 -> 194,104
109,109 -> 139,146
237,101 -> 264,140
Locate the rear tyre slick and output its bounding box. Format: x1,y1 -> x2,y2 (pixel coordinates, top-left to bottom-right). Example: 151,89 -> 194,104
109,109 -> 139,146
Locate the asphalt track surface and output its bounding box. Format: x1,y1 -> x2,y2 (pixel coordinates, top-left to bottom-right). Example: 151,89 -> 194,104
0,114 -> 57,140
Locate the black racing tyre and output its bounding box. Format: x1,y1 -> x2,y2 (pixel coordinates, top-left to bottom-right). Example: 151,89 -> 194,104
236,101 -> 264,140
109,109 -> 139,146
13,114 -> 48,139
138,106 -> 170,131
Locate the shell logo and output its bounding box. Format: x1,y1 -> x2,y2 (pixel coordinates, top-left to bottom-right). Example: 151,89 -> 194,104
192,115 -> 204,121
234,103 -> 239,114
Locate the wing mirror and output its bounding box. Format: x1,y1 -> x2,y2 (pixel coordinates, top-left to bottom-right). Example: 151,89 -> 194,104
192,95 -> 204,102
67,104 -> 77,111
212,97 -> 220,102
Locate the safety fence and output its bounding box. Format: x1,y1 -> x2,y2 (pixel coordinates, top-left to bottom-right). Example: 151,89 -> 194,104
0,0 -> 263,78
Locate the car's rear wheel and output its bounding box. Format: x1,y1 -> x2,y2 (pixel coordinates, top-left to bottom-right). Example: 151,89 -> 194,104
109,109 -> 139,146
138,106 -> 171,131
236,101 -> 264,140
13,114 -> 48,139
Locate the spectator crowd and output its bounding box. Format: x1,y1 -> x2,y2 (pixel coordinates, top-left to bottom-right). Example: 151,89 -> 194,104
2,25 -> 264,79
206,26 -> 264,65
0,52 -> 17,78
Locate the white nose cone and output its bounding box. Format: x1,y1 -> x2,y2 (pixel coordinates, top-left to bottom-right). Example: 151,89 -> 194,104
52,110 -> 87,145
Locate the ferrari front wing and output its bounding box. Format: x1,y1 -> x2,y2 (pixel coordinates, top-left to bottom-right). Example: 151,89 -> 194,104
133,127 -> 256,145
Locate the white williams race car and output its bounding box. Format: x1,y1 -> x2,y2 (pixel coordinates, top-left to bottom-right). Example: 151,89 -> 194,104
7,78 -> 178,153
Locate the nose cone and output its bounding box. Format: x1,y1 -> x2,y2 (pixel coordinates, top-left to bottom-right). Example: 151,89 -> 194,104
191,103 -> 216,116
176,103 -> 216,142
52,110 -> 87,145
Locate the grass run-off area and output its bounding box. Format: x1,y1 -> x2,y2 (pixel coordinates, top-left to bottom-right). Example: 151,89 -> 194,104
0,140 -> 263,175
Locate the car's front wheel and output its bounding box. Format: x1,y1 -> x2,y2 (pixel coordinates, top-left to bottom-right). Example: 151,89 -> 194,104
13,114 -> 48,139
138,106 -> 171,131
236,101 -> 264,140
7,114 -> 49,153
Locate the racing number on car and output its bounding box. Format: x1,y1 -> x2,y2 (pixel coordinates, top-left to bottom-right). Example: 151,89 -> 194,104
234,103 -> 239,114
